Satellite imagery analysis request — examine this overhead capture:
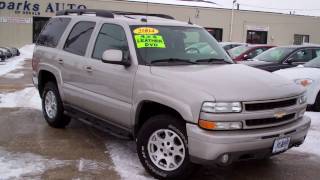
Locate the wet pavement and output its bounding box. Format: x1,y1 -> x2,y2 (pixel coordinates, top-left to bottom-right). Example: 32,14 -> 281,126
0,54 -> 320,179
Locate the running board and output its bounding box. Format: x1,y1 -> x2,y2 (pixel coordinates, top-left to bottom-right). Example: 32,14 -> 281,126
64,104 -> 133,140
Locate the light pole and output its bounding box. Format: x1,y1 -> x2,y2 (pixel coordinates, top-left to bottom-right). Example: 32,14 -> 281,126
229,0 -> 237,42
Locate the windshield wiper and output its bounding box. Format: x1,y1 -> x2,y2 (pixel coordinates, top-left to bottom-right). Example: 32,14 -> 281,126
150,58 -> 198,65
195,58 -> 232,64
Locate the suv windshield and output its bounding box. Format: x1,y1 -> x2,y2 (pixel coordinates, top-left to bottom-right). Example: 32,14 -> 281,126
254,47 -> 295,62
130,26 -> 232,65
228,45 -> 250,58
304,57 -> 320,68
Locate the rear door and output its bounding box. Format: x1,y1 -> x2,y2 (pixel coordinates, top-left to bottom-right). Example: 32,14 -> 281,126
81,22 -> 137,128
57,21 -> 96,106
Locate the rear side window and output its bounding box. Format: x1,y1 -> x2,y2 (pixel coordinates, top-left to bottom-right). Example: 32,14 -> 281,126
92,24 -> 128,60
64,21 -> 96,56
37,18 -> 71,48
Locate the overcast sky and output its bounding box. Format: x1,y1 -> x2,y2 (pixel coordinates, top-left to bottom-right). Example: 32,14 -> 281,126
128,0 -> 320,17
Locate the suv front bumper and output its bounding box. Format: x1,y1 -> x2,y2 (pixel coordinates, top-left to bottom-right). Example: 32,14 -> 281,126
187,116 -> 311,165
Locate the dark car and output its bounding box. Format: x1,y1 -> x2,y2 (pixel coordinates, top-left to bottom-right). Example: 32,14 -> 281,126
228,44 -> 275,61
0,47 -> 12,58
0,47 -> 13,58
242,46 -> 320,72
0,50 -> 6,61
7,47 -> 20,56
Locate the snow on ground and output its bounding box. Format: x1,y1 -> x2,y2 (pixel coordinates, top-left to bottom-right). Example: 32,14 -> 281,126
3,72 -> 24,79
0,147 -> 68,179
0,87 -> 41,109
293,112 -> 320,156
106,140 -> 153,180
0,44 -> 34,77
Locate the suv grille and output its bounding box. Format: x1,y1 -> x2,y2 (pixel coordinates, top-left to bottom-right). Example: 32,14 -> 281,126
245,98 -> 297,111
246,113 -> 295,127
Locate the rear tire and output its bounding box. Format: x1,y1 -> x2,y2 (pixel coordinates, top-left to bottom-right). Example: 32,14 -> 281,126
136,115 -> 195,179
42,82 -> 71,128
313,92 -> 320,112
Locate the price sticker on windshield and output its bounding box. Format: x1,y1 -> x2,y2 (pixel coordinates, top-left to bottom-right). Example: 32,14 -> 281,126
134,35 -> 166,48
133,27 -> 159,35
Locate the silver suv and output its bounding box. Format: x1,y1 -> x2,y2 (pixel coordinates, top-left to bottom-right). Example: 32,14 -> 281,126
32,9 -> 311,179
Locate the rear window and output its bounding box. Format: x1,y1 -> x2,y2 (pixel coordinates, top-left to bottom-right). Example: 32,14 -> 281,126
64,21 -> 96,56
228,45 -> 250,58
37,18 -> 71,48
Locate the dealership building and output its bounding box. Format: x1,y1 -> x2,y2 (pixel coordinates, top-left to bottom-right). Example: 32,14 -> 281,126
1,0 -> 320,47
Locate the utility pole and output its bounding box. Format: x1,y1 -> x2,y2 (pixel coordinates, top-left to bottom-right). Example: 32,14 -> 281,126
229,0 -> 237,42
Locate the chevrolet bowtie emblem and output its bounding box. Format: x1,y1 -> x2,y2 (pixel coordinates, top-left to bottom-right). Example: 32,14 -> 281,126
274,112 -> 287,119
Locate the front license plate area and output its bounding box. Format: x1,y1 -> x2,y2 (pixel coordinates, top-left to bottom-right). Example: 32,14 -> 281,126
272,137 -> 291,154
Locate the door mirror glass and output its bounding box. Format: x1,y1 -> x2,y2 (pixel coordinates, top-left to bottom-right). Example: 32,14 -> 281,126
102,49 -> 123,62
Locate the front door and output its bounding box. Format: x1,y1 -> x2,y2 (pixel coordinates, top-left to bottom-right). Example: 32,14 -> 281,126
83,23 -> 136,128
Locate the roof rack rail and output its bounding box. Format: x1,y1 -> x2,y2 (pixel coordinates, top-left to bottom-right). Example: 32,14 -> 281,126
56,9 -> 175,20
56,9 -> 114,18
114,11 -> 175,20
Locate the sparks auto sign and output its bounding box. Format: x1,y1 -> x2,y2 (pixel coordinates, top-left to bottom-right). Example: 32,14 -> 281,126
0,1 -> 87,16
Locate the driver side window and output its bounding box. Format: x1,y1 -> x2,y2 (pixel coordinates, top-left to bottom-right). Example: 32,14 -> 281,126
289,49 -> 313,63
184,31 -> 217,55
92,23 -> 128,60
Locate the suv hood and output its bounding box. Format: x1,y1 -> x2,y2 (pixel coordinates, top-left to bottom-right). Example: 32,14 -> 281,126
150,64 -> 304,101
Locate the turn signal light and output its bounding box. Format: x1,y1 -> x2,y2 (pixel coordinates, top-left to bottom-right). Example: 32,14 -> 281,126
199,119 -> 216,130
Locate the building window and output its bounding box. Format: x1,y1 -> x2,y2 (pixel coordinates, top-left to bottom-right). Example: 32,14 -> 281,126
205,28 -> 223,42
246,30 -> 268,44
294,34 -> 310,45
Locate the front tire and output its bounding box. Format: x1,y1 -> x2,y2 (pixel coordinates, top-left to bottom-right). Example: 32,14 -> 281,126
42,82 -> 71,128
136,115 -> 194,179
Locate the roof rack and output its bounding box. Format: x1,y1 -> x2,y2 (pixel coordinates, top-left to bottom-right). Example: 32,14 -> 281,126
56,9 -> 175,20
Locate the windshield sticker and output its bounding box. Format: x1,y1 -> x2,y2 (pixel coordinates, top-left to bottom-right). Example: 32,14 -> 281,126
133,27 -> 159,35
134,35 -> 166,48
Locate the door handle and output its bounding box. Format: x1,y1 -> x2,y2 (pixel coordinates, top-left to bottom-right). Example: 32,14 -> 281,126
58,59 -> 64,64
84,66 -> 93,72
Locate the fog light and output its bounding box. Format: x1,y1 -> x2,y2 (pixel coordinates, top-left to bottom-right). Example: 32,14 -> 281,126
221,154 -> 229,164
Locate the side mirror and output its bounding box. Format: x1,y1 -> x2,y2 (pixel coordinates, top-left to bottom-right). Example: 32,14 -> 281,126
102,49 -> 131,67
286,57 -> 294,64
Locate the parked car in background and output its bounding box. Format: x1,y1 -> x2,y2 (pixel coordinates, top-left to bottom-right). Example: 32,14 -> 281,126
7,47 -> 20,56
219,42 -> 247,51
242,45 -> 320,72
0,50 -> 6,61
228,44 -> 275,61
0,47 -> 12,58
274,57 -> 320,111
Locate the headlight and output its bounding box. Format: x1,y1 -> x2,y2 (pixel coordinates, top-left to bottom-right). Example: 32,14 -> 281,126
201,102 -> 242,113
294,79 -> 313,87
199,120 -> 243,130
298,93 -> 308,104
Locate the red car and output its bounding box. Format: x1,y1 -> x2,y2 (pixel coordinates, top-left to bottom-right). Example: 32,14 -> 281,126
228,45 -> 275,61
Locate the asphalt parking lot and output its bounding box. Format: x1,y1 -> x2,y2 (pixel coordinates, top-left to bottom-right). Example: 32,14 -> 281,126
0,47 -> 320,180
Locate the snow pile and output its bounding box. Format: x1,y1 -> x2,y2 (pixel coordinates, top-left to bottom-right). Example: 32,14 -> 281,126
0,44 -> 34,77
3,72 -> 24,79
0,87 -> 41,109
0,148 -> 67,179
106,140 -> 153,180
293,112 -> 320,156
